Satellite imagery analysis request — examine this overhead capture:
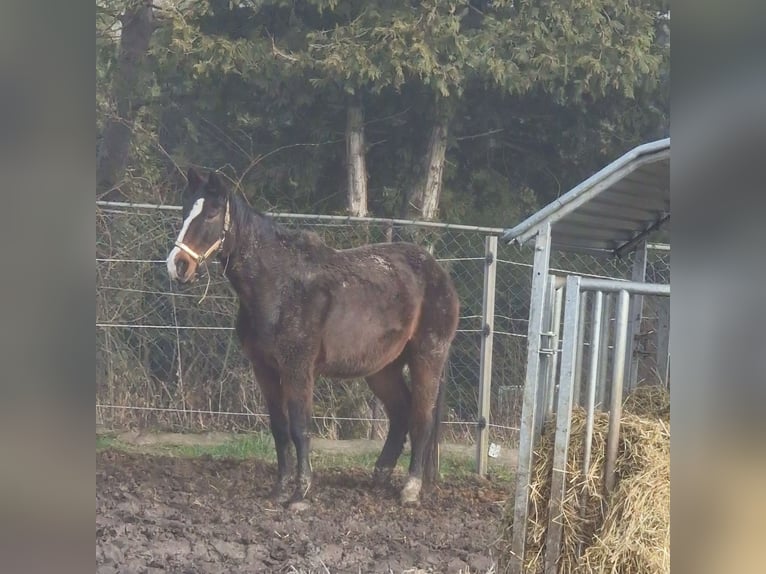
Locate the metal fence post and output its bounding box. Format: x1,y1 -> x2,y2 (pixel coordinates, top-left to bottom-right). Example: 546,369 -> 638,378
583,291 -> 604,475
597,293 -> 613,409
544,274 -> 582,573
656,297 -> 670,387
545,282 -> 565,418
509,223 -> 552,574
536,276 -> 556,436
604,289 -> 631,493
572,291 -> 588,406
625,240 -> 648,392
476,235 -> 498,476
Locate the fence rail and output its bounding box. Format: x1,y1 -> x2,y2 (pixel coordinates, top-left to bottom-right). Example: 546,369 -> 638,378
96,201 -> 669,461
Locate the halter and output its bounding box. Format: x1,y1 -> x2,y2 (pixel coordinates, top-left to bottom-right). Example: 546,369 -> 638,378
174,200 -> 231,265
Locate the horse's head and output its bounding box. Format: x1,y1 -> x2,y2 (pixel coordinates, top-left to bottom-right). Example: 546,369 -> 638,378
166,167 -> 231,283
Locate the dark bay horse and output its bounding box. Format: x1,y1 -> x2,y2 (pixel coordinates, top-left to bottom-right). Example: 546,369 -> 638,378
166,168 -> 459,509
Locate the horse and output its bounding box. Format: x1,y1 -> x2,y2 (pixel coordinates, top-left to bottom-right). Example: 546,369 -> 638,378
166,167 -> 460,509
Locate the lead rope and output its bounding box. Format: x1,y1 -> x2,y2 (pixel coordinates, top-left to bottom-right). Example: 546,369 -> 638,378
197,262 -> 212,305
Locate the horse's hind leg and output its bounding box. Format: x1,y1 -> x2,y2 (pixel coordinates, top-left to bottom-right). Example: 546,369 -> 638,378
402,346 -> 449,506
365,360 -> 411,486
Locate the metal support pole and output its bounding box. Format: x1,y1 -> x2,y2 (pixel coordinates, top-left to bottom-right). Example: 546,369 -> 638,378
535,275 -> 556,438
476,236 -> 498,476
572,291 -> 588,406
579,277 -> 669,296
583,291 -> 604,476
545,284 -> 565,418
604,289 -> 631,493
656,297 -> 670,387
625,240 -> 648,392
509,224 -> 552,574
597,293 -> 613,409
576,289 -> 604,559
543,275 -> 582,573
538,275 -> 565,431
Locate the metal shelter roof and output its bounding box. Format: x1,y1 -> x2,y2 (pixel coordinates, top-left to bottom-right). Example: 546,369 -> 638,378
501,138 -> 670,256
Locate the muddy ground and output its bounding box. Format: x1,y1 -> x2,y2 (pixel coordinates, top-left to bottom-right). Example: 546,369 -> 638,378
96,450 -> 510,573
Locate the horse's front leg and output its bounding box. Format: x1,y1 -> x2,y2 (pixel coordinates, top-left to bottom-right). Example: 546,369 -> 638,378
252,363 -> 292,502
283,367 -> 315,510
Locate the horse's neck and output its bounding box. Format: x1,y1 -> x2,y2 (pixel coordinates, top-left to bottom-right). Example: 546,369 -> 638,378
223,200 -> 283,290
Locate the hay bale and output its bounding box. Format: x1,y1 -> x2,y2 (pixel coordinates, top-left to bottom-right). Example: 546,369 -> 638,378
499,386 -> 670,573
623,384 -> 670,422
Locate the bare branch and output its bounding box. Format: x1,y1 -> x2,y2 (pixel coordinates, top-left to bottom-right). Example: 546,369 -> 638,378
364,106 -> 412,126
235,138 -> 345,193
455,128 -> 504,142
270,35 -> 299,62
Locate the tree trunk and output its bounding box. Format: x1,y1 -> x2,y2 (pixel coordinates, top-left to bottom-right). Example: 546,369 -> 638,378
97,2 -> 154,200
344,98 -> 376,434
408,112 -> 450,221
345,99 -> 368,217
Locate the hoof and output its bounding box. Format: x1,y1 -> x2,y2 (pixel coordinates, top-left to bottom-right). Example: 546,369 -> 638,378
400,477 -> 422,507
285,477 -> 312,508
288,500 -> 311,513
269,482 -> 291,503
372,466 -> 393,487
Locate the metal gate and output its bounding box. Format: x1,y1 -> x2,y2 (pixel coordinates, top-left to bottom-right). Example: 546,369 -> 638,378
509,273 -> 670,573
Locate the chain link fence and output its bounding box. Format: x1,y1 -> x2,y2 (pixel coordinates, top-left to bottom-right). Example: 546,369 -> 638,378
96,202 -> 669,454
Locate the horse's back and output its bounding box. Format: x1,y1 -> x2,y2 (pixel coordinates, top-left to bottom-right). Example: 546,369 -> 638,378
340,241 -> 460,338
314,241 -> 458,377
338,241 -> 450,282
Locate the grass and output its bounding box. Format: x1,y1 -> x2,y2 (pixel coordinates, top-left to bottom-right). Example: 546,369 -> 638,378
96,431 -> 514,484
154,433 -> 276,461
97,431 -> 276,460
96,434 -> 116,450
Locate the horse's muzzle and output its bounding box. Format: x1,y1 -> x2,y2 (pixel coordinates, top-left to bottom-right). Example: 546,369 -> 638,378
176,258 -> 189,279
168,250 -> 199,283
177,261 -> 199,283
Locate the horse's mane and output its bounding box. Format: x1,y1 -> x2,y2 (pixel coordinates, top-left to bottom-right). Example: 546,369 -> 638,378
232,193 -> 335,258
275,226 -> 334,256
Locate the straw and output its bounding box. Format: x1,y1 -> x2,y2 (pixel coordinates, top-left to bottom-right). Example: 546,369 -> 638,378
498,385 -> 670,573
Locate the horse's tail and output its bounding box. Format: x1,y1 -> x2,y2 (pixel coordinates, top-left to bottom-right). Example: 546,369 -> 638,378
423,367 -> 447,486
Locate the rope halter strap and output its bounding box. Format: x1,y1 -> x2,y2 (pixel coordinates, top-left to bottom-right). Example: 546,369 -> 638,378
174,200 -> 231,265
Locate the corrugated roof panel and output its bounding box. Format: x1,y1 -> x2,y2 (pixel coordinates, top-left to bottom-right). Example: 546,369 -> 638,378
594,186 -> 668,212
553,225 -> 637,243
618,172 -> 668,190
550,237 -> 616,253
502,138 -> 670,254
577,203 -> 656,222
564,212 -> 645,231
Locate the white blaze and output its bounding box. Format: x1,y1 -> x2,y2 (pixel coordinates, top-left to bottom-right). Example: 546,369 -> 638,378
166,198 -> 205,279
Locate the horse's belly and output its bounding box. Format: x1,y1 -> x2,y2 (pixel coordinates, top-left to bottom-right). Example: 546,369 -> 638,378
317,317 -> 412,378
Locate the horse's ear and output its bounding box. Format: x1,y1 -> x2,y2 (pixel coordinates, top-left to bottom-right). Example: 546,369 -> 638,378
186,167 -> 204,188
206,171 -> 228,198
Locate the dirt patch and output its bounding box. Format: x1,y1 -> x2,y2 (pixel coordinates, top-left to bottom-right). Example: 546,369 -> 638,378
97,450 -> 507,573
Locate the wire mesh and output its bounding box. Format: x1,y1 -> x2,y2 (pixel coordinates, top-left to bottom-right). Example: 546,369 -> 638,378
96,202 -> 670,453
